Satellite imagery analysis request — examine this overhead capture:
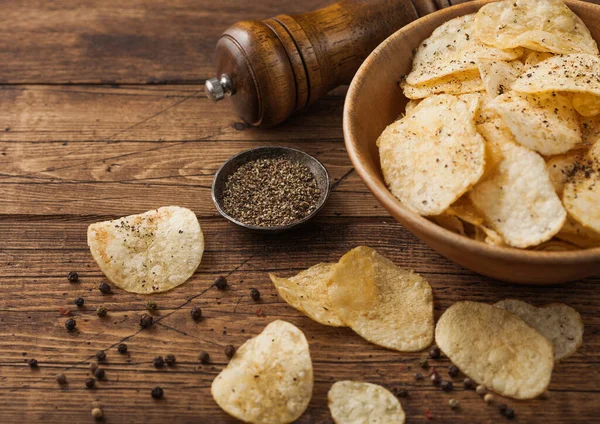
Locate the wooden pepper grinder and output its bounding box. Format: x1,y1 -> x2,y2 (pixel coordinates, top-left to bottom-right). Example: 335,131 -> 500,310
205,0 -> 464,127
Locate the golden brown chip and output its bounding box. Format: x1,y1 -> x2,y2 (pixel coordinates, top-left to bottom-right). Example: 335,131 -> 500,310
546,151 -> 586,196
401,70 -> 484,99
556,215 -> 600,248
328,246 -> 434,352
436,301 -> 554,399
573,93 -> 600,117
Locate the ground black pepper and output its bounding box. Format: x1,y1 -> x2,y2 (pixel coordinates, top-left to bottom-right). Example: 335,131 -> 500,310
224,345 -> 236,358
98,282 -> 112,294
222,157 -> 321,227
153,356 -> 165,368
429,346 -> 441,359
85,378 -> 96,389
214,275 -> 228,290
96,306 -> 107,317
151,387 -> 164,399
199,351 -> 210,364
67,271 -> 79,282
28,358 -> 38,368
191,307 -> 202,321
65,318 -> 76,331
250,288 -> 261,301
165,354 -> 176,366
117,343 -> 128,354
96,351 -> 106,361
75,297 -> 84,307
140,314 -> 153,328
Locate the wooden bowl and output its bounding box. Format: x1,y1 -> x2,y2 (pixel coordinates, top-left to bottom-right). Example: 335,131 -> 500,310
343,0 -> 600,284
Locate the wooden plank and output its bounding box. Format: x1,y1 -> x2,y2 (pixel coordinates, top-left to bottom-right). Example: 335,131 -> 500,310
0,0 -> 331,84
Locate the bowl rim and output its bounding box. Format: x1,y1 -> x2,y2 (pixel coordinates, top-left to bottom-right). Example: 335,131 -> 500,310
211,146 -> 331,231
343,0 -> 600,265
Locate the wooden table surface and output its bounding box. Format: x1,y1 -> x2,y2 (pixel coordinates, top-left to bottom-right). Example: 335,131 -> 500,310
1,1 -> 599,423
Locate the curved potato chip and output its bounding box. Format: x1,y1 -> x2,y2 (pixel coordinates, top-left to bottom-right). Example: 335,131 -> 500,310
470,120 -> 566,248
404,99 -> 421,116
531,239 -> 578,251
573,93 -> 600,117
211,320 -> 313,424
378,94 -> 485,215
445,196 -> 505,245
563,141 -> 600,233
477,59 -> 523,99
546,151 -> 586,196
270,263 -> 344,327
401,70 -> 484,99
494,299 -> 584,362
406,14 -> 522,86
327,246 -> 434,352
435,301 -> 554,399
433,214 -> 466,235
556,215 -> 600,248
328,381 -> 405,424
581,115 -> 600,146
475,0 -> 598,54
522,50 -> 555,69
87,206 -> 203,294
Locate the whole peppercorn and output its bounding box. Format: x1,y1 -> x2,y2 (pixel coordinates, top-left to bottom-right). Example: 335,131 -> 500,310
414,372 -> 424,381
484,393 -> 494,404
94,368 -> 105,379
476,385 -> 487,396
224,345 -> 236,358
463,378 -> 475,390
214,275 -> 228,290
190,307 -> 202,321
449,399 -> 460,409
96,350 -> 106,361
65,318 -> 77,332
74,297 -> 85,307
67,271 -> 79,282
419,358 -> 429,368
89,361 -> 98,372
498,403 -> 508,414
448,365 -> 459,377
198,351 -> 210,364
140,313 -> 154,328
117,343 -> 128,354
165,354 -> 176,366
428,346 -> 441,359
430,372 -> 441,385
85,377 -> 96,389
151,386 -> 164,399
98,282 -> 112,294
504,408 -> 516,420
153,356 -> 165,368
395,388 -> 409,397
96,305 -> 108,317
28,358 -> 38,368
250,288 -> 261,301
146,300 -> 157,311
56,373 -> 67,384
91,408 -> 103,420
440,380 -> 454,392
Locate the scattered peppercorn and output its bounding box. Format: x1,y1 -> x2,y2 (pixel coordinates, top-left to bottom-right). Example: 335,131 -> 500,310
199,351 -> 210,364
440,380 -> 453,391
151,386 -> 164,399
90,361 -> 98,372
498,403 -> 508,414
463,378 -> 475,390
165,354 -> 176,366
117,343 -> 128,354
153,356 -> 165,368
75,297 -> 85,307
250,288 -> 261,301
190,307 -> 202,321
449,399 -> 460,409
65,318 -> 77,332
146,300 -> 157,311
214,275 -> 228,290
484,393 -> 494,404
448,365 -> 459,377
96,351 -> 106,361
85,377 -> 96,389
428,346 -> 441,359
96,305 -> 108,317
140,314 -> 153,328
224,345 -> 236,358
56,373 -> 67,384
504,408 -> 516,420
28,358 -> 38,368
396,389 -> 409,397
98,282 -> 112,294
67,271 -> 79,282
419,357 -> 429,368
94,368 -> 105,379
91,408 -> 103,420
414,372 -> 424,381
430,372 -> 441,385
476,385 -> 487,396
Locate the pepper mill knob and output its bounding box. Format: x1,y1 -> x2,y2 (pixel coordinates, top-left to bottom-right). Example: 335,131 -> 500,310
205,74 -> 235,102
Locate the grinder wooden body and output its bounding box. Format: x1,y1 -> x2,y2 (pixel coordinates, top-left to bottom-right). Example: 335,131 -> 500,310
206,0 -> 467,127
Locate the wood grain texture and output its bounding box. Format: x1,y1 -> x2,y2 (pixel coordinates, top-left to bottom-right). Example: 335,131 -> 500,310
1,0 -> 599,423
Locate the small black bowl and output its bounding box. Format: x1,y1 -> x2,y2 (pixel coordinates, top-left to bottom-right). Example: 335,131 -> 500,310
212,146 -> 330,231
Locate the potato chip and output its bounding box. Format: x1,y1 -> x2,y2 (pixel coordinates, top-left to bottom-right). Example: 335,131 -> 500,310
475,0 -> 598,55
556,215 -> 600,248
470,120 -> 566,248
581,115 -> 600,146
487,92 -> 581,156
432,214 -> 466,236
406,14 -> 522,86
270,263 -> 344,327
87,206 -> 204,294
404,99 -> 421,116
573,93 -> 600,117
435,301 -> 554,399
328,381 -> 405,424
547,151 -> 585,196
401,70 -> 484,99
477,59 -> 523,99
563,141 -> 600,233
522,50 -> 555,69
327,246 -> 434,352
211,320 -> 313,424
531,239 -> 578,251
494,299 -> 584,362
378,94 -> 485,216
445,196 -> 505,245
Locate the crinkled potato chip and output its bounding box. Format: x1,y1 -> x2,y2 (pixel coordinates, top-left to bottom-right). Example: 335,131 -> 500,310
563,141 -> 600,233
327,246 -> 434,352
547,151 -> 585,196
378,94 -> 485,215
477,59 -> 523,99
270,263 -> 344,327
573,93 -> 600,117
87,206 -> 204,294
487,92 -> 581,156
470,120 -> 566,248
522,50 -> 555,69
401,69 -> 484,99
556,216 -> 600,248
475,0 -> 598,55
328,381 -> 406,424
211,320 -> 313,424
494,299 -> 584,362
435,301 -> 554,399
406,14 -> 522,86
